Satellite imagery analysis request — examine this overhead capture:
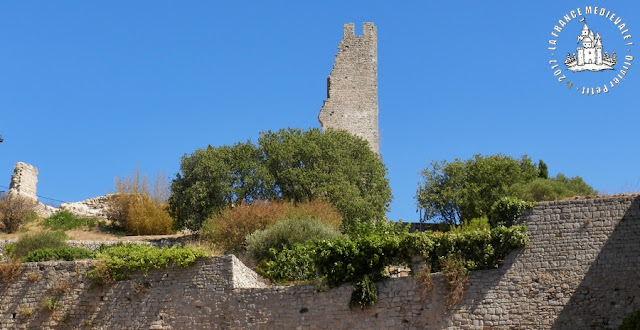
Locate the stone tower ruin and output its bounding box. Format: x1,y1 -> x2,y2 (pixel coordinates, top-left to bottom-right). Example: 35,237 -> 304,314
9,162 -> 38,199
318,22 -> 380,153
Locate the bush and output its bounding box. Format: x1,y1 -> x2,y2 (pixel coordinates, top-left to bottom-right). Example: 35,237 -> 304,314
245,216 -> 342,262
259,243 -> 316,283
450,216 -> 490,233
0,260 -> 21,283
488,197 -> 537,227
106,166 -> 174,235
23,246 -> 93,262
5,232 -> 68,260
0,193 -> 37,233
509,175 -> 597,202
620,309 -> 640,330
440,253 -> 469,306
42,210 -> 98,231
350,274 -> 378,310
87,243 -> 207,282
262,221 -> 529,308
107,193 -> 174,235
201,199 -> 342,253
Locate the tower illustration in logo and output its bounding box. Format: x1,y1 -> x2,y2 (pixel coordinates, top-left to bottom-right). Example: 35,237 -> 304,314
564,18 -> 617,72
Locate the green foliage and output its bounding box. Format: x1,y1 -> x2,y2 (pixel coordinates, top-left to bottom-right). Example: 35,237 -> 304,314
41,296 -> 59,311
417,154 -> 596,225
259,243 -> 316,283
620,309 -> 640,330
449,216 -> 490,234
350,275 -> 378,310
5,232 -> 68,260
488,197 -> 537,227
23,246 -> 93,262
262,221 -> 529,308
86,243 -> 208,283
245,216 -> 342,262
538,160 -> 549,179
42,211 -> 98,231
418,154 -> 538,224
510,175 -> 596,202
169,128 -> 391,231
259,128 -> 391,231
169,142 -> 275,231
0,193 -> 37,233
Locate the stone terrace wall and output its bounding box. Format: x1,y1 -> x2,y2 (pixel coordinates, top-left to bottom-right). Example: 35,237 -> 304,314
0,194 -> 639,329
448,194 -> 640,329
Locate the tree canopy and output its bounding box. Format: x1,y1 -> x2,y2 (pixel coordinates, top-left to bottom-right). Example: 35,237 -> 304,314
169,128 -> 392,231
416,154 -> 596,225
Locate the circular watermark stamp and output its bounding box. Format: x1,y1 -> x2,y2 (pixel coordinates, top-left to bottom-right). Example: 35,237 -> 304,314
548,6 -> 634,95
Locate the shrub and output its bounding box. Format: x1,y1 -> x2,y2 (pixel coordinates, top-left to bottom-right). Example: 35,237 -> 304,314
107,193 -> 174,235
6,231 -> 68,260
42,296 -> 59,311
509,175 -> 597,202
201,199 -> 342,253
350,274 -> 378,310
440,253 -> 469,306
620,309 -> 640,330
23,246 -> 93,262
450,216 -> 490,233
245,216 -> 342,262
0,260 -> 21,283
87,243 -> 207,282
262,221 -> 529,308
201,200 -> 289,252
488,197 -> 537,227
284,199 -> 342,230
0,193 -> 37,233
42,210 -> 98,231
106,166 -> 174,235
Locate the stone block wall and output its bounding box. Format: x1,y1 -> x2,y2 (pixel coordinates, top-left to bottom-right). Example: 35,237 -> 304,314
318,22 -> 380,153
1,194 -> 639,329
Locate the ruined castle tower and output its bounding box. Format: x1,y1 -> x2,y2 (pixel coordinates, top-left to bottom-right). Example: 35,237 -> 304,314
318,22 -> 379,153
9,162 -> 38,199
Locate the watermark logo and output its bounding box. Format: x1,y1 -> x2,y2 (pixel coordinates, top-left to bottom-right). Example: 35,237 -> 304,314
548,6 -> 634,95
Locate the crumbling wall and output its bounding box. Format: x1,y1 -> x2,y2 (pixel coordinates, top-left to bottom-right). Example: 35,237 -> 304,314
60,195 -> 111,220
319,22 -> 380,153
8,162 -> 38,199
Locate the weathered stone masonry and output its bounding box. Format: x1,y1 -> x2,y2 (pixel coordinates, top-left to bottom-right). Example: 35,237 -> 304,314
319,22 -> 380,153
1,194 -> 639,329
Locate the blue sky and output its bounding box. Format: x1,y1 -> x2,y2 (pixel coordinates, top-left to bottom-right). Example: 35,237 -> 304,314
1,1 -> 638,223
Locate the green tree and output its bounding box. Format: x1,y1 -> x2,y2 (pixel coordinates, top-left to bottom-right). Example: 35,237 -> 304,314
538,160 -> 549,179
169,142 -> 275,231
417,154 -> 538,224
169,128 -> 391,231
417,154 -> 596,225
260,128 -> 391,230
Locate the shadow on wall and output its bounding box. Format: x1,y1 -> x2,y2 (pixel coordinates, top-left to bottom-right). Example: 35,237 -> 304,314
552,196 -> 640,329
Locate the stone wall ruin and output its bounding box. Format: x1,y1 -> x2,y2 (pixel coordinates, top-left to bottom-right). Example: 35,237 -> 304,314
8,162 -> 38,199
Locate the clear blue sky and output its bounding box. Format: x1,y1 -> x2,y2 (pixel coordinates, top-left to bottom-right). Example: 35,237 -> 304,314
1,1 -> 639,222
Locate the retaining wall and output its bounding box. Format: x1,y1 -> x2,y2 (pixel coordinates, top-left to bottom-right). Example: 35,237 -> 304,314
0,194 -> 639,329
